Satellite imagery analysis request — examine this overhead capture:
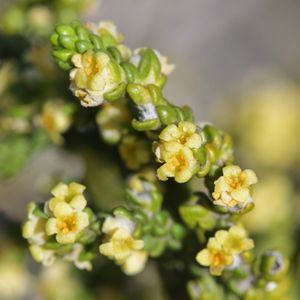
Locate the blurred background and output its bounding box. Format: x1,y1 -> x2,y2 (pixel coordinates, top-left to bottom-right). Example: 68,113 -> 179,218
0,0 -> 300,299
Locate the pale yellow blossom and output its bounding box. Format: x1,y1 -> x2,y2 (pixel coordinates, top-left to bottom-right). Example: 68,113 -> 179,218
48,182 -> 87,213
156,142 -> 197,183
196,226 -> 254,276
99,227 -> 144,261
212,165 -> 257,209
45,202 -> 89,244
196,230 -> 233,276
159,121 -> 202,149
70,51 -> 125,107
100,215 -> 148,275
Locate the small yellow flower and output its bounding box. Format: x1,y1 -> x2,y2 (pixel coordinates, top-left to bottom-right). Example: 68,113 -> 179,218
99,227 -> 144,261
100,215 -> 148,275
22,202 -> 47,245
41,101 -> 72,144
96,100 -> 131,144
159,121 -> 202,149
29,245 -> 56,266
224,225 -> 254,254
70,51 -> 125,107
45,202 -> 89,244
196,230 -> 233,276
212,165 -> 257,209
156,142 -> 197,183
48,182 -> 87,213
119,135 -> 151,170
196,226 -> 254,276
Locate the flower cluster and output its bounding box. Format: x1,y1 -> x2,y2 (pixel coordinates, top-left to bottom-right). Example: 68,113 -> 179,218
212,165 -> 258,211
196,225 -> 254,276
99,213 -> 148,275
22,182 -> 91,269
154,121 -> 202,183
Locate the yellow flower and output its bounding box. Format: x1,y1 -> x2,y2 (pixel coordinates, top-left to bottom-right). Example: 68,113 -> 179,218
41,101 -> 72,144
100,215 -> 148,275
70,51 -> 125,107
156,142 -> 197,183
45,202 -> 89,244
99,227 -> 144,261
212,165 -> 257,209
96,100 -> 131,144
29,245 -> 56,266
224,225 -> 254,254
159,121 -> 202,149
48,182 -> 87,213
119,135 -> 151,170
196,226 -> 254,276
196,230 -> 233,276
22,202 -> 48,245
119,250 -> 148,275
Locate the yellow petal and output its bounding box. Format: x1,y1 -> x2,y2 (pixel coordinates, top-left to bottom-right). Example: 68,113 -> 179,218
51,182 -> 68,197
210,265 -> 224,276
223,165 -> 241,178
122,251 -> 148,275
243,169 -> 258,186
75,212 -> 89,231
214,230 -> 229,245
99,242 -> 114,257
53,202 -> 73,218
56,232 -> 76,244
132,240 -> 144,250
70,195 -> 87,211
159,124 -> 180,142
186,134 -> 202,149
231,188 -> 250,203
175,169 -> 192,183
45,218 -> 58,236
69,182 -> 86,195
196,249 -> 211,266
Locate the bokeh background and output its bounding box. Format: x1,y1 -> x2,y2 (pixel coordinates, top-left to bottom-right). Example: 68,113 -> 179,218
1,0 -> 300,299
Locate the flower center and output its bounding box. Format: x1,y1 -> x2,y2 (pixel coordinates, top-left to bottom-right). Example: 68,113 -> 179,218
212,253 -> 224,266
171,153 -> 187,171
57,215 -> 76,234
228,176 -> 243,189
